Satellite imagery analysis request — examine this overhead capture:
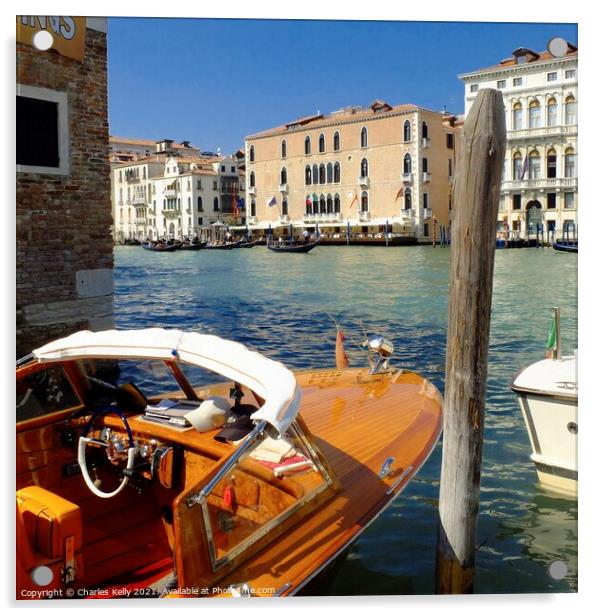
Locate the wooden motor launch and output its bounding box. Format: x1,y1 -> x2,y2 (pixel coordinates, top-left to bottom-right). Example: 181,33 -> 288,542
16,327 -> 442,598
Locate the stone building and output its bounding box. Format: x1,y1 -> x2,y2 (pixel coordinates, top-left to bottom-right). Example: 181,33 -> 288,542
111,142 -> 241,243
16,16 -> 113,357
459,42 -> 578,241
244,100 -> 458,242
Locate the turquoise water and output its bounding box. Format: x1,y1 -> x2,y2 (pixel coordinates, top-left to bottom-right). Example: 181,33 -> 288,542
114,244 -> 578,594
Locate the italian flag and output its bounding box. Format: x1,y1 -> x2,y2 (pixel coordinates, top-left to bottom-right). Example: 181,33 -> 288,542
545,315 -> 557,358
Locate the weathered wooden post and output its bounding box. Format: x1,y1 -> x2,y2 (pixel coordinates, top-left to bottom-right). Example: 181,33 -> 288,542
435,89 -> 506,594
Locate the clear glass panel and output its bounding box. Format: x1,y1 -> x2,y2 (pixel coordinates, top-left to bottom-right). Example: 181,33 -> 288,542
17,365 -> 81,422
205,422 -> 328,564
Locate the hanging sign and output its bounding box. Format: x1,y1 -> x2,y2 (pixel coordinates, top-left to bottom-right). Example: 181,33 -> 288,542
17,16 -> 86,62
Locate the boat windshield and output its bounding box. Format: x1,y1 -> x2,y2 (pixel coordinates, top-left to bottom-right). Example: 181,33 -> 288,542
201,420 -> 333,570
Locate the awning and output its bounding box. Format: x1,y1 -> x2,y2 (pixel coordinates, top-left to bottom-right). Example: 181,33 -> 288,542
33,328 -> 300,437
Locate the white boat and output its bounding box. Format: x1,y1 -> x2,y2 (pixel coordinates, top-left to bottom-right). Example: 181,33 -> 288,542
510,309 -> 577,496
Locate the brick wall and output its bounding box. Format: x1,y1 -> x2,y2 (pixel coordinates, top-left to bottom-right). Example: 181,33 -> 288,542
16,26 -> 114,358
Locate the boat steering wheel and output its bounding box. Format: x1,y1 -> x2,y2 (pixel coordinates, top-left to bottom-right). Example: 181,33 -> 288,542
78,406 -> 137,499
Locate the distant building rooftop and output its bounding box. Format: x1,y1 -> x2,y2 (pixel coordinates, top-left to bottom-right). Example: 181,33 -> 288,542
247,100 -> 451,140
459,42 -> 578,78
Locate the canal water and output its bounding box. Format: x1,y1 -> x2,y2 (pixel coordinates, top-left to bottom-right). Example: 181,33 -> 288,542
114,244 -> 578,594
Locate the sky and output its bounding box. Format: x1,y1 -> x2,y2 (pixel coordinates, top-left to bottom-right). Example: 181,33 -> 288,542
108,18 -> 577,155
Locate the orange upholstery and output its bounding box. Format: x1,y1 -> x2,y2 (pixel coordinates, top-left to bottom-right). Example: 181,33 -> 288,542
16,487 -> 83,597
17,486 -> 82,559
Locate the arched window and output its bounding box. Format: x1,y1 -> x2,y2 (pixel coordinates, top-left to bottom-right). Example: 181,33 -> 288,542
564,147 -> 576,177
565,96 -> 577,124
282,198 -> 288,216
305,136 -> 311,155
403,153 -> 412,174
281,139 -> 287,158
546,149 -> 557,179
334,162 -> 341,183
249,145 -> 255,162
312,164 -> 319,184
327,163 -> 333,183
319,133 -> 325,153
305,195 -> 312,214
334,194 -> 341,213
421,121 -> 429,139
213,196 -> 220,211
528,150 -> 541,180
528,100 -> 541,128
319,164 -> 325,184
319,195 -> 326,214
361,191 -> 369,212
312,194 -> 319,214
305,165 -> 311,186
360,127 -> 368,148
197,196 -> 203,211
360,158 -> 368,178
403,120 -> 411,142
333,131 -> 340,151
422,157 -> 428,173
251,199 -> 256,216
249,171 -> 255,187
513,103 -> 523,130
513,151 -> 523,179
404,188 -> 412,210
547,98 -> 558,126
326,194 -> 333,213
281,167 -> 287,185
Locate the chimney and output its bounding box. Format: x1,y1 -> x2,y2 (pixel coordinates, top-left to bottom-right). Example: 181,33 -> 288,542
180,140 -> 191,148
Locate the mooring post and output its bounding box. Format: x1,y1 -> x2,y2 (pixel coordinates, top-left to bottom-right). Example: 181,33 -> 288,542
435,89 -> 506,594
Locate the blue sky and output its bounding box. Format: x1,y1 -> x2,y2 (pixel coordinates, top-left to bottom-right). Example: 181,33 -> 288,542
107,19 -> 577,154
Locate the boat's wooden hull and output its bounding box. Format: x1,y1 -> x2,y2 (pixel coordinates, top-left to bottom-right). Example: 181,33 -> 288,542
142,243 -> 180,252
16,364 -> 442,598
188,367 -> 442,596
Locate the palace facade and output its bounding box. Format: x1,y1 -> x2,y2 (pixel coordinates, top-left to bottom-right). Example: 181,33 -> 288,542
111,139 -> 242,242
244,100 -> 459,242
459,43 -> 578,241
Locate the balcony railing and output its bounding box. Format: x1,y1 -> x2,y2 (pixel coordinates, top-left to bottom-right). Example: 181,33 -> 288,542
132,195 -> 147,205
422,172 -> 432,182
402,172 -> 413,184
279,183 -> 288,193
161,208 -> 181,217
279,214 -> 290,223
501,177 -> 577,192
422,138 -> 431,148
422,208 -> 432,219
400,209 -> 415,221
359,210 -> 370,222
125,175 -> 141,183
248,186 -> 256,196
163,189 -> 177,198
303,212 -> 343,224
358,176 -> 370,187
507,125 -> 577,140
247,216 -> 259,225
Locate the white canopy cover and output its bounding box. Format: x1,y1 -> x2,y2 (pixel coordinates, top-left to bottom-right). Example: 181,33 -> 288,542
33,328 -> 301,436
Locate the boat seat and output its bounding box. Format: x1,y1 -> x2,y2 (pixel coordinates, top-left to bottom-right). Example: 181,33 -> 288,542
17,486 -> 83,594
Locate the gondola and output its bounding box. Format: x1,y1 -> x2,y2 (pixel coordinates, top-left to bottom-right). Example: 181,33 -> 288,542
552,240 -> 578,253
180,240 -> 207,251
142,242 -> 180,252
237,240 -> 258,248
267,240 -> 319,253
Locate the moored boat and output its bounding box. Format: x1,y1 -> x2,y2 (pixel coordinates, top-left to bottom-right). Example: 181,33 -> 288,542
552,240 -> 578,253
142,241 -> 180,252
510,309 -> 577,496
267,241 -> 319,253
16,328 -> 442,598
180,240 -> 207,251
